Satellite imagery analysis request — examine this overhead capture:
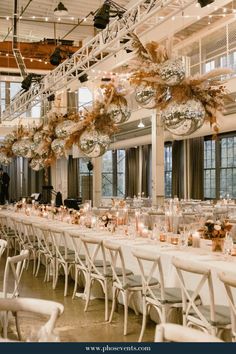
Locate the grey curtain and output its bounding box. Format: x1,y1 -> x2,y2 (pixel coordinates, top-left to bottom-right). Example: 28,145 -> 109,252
67,92 -> 78,114
4,157 -> 21,202
141,145 -> 151,197
125,148 -> 139,198
189,137 -> 204,199
172,140 -> 184,199
68,156 -> 79,198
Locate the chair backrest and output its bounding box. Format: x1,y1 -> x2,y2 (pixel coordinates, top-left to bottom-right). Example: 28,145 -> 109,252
67,230 -> 87,270
12,218 -> 26,245
218,271 -> 236,339
3,249 -> 29,297
22,220 -> 36,247
49,227 -> 70,262
0,297 -> 64,341
132,249 -> 163,300
80,235 -> 108,278
155,323 -> 223,342
172,256 -> 215,328
0,239 -> 7,259
32,224 -> 51,256
0,215 -> 8,238
103,240 -> 128,287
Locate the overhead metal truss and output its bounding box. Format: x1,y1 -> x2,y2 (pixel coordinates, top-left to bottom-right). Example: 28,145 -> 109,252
2,0 -> 196,121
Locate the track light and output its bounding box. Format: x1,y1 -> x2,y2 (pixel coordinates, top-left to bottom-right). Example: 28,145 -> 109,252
21,74 -> 34,91
93,0 -> 126,30
198,0 -> 214,7
54,2 -> 68,16
50,47 -> 62,66
138,120 -> 145,128
78,70 -> 88,83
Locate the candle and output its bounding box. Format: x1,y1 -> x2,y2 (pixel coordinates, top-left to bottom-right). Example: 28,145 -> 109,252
171,235 -> 179,245
192,232 -> 200,248
159,234 -> 166,242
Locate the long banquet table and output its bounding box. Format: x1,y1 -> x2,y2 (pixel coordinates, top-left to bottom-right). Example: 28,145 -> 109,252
1,208 -> 236,322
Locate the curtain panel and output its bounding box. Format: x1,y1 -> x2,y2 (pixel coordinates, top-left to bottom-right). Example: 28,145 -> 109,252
67,156 -> 79,198
141,145 -> 151,197
125,148 -> 139,198
172,140 -> 184,199
189,137 -> 204,199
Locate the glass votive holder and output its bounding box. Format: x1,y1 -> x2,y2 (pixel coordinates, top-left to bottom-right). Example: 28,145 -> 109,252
171,234 -> 179,245
159,233 -> 167,242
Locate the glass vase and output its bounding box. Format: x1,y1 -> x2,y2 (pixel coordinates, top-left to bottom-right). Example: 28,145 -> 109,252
211,238 -> 224,252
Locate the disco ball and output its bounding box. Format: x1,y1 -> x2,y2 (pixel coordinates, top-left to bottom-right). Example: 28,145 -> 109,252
17,137 -> 34,158
4,133 -> 16,145
30,158 -> 45,171
0,152 -> 12,166
160,99 -> 206,136
159,59 -> 185,86
107,97 -> 131,124
79,129 -> 111,158
135,85 -> 156,108
55,120 -> 77,138
51,139 -> 66,158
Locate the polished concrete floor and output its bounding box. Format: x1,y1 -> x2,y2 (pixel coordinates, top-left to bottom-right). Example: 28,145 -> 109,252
0,256 -> 156,342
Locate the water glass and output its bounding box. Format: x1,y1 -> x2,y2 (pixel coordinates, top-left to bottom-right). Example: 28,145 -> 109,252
179,232 -> 188,248
224,234 -> 234,255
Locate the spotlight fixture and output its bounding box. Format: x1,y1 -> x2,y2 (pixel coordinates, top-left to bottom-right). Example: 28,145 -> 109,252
21,73 -> 41,91
138,120 -> 145,128
50,47 -> 62,66
93,0 -> 126,30
87,161 -> 93,171
198,0 -> 214,7
47,93 -> 55,102
21,74 -> 34,91
78,70 -> 88,83
54,2 -> 68,16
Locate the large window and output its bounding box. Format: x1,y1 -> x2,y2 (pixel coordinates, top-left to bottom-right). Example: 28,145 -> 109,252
204,134 -> 236,199
102,150 -> 125,197
164,143 -> 172,198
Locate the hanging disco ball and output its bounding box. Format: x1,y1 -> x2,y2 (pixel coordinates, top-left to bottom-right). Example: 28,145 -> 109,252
0,152 -> 12,165
12,140 -> 25,157
4,133 -> 16,145
107,97 -> 131,124
159,59 -> 185,86
160,99 -> 206,136
30,158 -> 45,171
32,141 -> 50,157
79,129 -> 111,158
51,139 -> 66,158
17,137 -> 34,158
135,85 -> 156,108
55,120 -> 77,138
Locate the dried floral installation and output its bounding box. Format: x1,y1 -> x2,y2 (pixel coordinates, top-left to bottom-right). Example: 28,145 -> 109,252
129,32 -> 232,136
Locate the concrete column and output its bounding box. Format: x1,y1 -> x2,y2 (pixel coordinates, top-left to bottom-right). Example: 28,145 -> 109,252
92,157 -> 102,207
151,110 -> 165,207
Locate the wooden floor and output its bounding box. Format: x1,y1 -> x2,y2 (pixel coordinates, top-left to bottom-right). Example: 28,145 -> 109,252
0,255 -> 156,342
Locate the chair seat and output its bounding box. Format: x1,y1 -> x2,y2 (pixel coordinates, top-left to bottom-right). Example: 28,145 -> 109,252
189,305 -> 231,326
104,267 -> 133,278
122,274 -> 158,290
148,287 -> 183,304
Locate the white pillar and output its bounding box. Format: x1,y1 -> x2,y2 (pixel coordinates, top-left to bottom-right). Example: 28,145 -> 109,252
151,110 -> 165,207
92,157 -> 102,207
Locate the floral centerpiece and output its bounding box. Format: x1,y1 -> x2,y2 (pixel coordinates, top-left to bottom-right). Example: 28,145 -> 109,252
100,212 -> 114,227
204,219 -> 232,251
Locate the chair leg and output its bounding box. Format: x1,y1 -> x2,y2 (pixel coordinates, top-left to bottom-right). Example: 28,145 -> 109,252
104,280 -> 109,322
84,277 -> 92,312
14,312 -> 22,341
109,287 -> 118,323
53,260 -> 59,289
35,252 -> 41,277
130,292 -> 139,316
64,264 -> 68,297
32,252 -> 36,275
72,267 -> 79,299
138,296 -> 147,342
123,290 -> 129,336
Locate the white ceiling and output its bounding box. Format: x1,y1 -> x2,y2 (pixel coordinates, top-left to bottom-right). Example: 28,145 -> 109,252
0,0 -> 131,44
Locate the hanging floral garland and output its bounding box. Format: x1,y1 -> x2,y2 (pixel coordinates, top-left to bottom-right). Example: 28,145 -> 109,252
0,81 -> 131,170
129,33 -> 232,137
